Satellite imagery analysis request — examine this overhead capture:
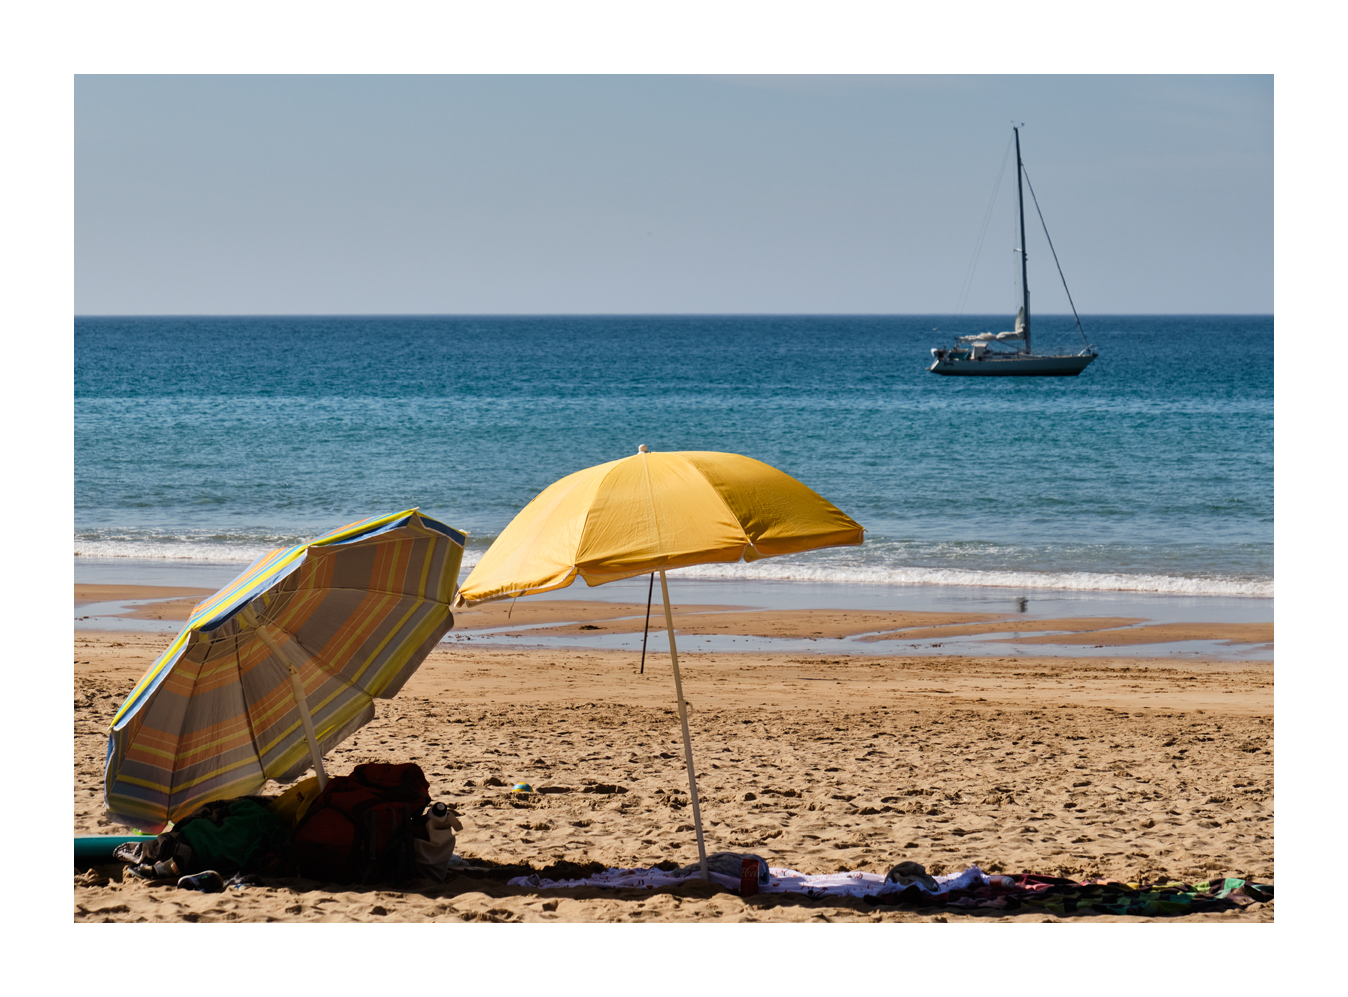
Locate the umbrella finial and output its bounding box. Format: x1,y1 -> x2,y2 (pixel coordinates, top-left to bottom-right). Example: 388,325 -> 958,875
637,444 -> 649,453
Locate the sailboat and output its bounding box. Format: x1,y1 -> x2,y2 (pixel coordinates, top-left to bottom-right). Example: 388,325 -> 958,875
929,127 -> 1098,377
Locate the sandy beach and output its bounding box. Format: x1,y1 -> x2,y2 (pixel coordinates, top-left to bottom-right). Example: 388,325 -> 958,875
74,588 -> 1273,922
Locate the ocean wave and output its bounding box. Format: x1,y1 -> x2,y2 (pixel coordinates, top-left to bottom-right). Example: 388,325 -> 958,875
74,538 -> 1271,598
662,560 -> 1273,598
74,538 -> 300,563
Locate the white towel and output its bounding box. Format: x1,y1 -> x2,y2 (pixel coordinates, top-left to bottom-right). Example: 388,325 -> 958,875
508,864 -> 987,898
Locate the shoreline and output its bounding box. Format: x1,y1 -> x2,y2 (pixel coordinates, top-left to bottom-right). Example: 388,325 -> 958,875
72,555 -> 1274,612
76,584 -> 1274,663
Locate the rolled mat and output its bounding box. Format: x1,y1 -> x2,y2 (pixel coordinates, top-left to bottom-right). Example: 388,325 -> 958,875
75,835 -> 152,863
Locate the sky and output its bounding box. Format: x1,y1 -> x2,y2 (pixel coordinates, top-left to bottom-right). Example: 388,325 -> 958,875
75,75 -> 1271,316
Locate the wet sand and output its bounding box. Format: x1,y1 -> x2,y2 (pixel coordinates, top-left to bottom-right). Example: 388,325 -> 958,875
74,590 -> 1273,923
78,587 -> 1274,651
74,584 -> 214,622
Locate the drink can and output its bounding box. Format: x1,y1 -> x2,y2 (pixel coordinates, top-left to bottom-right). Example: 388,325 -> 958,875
740,858 -> 760,897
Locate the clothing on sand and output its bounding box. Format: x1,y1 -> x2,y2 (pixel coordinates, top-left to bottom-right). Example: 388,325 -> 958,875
886,874 -> 1275,917
509,863 -> 984,898
508,863 -> 1272,916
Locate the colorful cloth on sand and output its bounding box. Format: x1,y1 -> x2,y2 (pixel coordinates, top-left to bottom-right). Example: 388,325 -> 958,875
508,864 -> 983,899
869,874 -> 1274,917
509,864 -> 1273,916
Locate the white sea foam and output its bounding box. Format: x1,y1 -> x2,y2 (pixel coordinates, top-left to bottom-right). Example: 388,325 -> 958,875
75,539 -> 1270,598
74,539 -> 286,563
663,560 -> 1274,598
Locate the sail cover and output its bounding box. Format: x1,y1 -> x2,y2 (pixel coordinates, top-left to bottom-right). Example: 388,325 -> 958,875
957,331 -> 1024,344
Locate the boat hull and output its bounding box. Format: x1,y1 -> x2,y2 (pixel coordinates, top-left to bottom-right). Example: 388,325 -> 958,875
929,353 -> 1097,377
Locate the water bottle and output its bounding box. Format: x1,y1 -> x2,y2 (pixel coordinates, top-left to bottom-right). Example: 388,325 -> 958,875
414,802 -> 461,880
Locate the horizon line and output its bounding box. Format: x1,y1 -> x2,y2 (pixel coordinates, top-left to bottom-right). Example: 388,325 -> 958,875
74,311 -> 1276,319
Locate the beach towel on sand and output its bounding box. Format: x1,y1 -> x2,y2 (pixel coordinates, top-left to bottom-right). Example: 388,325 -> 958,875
508,864 -> 1273,916
908,875 -> 1274,917
509,864 -> 984,899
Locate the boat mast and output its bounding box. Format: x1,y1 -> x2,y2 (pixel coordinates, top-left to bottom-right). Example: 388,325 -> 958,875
1014,125 -> 1030,356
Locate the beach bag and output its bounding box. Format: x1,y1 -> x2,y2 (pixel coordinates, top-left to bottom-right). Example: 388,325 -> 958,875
287,763 -> 431,884
267,776 -> 322,828
412,802 -> 463,881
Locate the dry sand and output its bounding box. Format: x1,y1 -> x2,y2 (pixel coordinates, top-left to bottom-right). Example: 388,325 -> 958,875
74,592 -> 1273,923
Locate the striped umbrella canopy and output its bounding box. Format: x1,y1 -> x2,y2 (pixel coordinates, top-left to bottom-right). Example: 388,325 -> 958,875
104,509 -> 465,832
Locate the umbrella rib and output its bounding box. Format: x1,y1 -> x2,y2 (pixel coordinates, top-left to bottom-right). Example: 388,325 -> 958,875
497,471 -> 594,600
198,628 -> 304,789
279,583 -> 456,600
160,637 -> 204,815
223,618 -> 365,769
275,580 -> 441,693
275,629 -> 376,739
661,453 -> 755,569
640,451 -> 663,554
626,450 -> 751,569
232,629 -> 271,796
163,630 -> 242,818
111,629 -> 192,728
571,459 -> 630,586
703,458 -> 758,551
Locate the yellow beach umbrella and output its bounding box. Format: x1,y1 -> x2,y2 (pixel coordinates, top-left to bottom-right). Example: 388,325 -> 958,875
455,447 -> 864,878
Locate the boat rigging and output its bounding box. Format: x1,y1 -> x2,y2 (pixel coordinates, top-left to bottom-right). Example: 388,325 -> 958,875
928,126 -> 1098,377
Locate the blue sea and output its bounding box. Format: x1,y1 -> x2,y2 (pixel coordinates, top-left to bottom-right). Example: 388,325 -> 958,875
74,315 -> 1272,611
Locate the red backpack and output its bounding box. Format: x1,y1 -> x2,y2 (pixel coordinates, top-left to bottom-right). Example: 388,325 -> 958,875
287,763 -> 431,884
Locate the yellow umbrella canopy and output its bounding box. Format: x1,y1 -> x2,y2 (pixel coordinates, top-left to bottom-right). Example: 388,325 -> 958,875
455,449 -> 864,605
454,448 -> 863,878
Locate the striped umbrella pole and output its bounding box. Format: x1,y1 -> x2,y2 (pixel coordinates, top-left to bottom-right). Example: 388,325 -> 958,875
240,606 -> 329,788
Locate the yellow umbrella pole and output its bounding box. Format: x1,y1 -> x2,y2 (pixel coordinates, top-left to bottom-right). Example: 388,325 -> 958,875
658,570 -> 709,881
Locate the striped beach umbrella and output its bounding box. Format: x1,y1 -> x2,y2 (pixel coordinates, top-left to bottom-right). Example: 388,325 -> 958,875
105,509 -> 466,832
